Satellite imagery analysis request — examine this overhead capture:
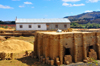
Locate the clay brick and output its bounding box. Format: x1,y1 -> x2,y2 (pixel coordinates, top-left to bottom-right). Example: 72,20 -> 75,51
56,57 -> 59,61
89,49 -> 97,60
40,56 -> 43,62
64,55 -> 72,63
48,60 -> 51,65
42,58 -> 46,64
51,60 -> 54,65
65,61 -> 69,65
56,61 -> 60,66
46,57 -> 49,64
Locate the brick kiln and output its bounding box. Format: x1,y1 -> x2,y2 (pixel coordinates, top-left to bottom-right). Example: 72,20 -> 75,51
34,32 -> 100,65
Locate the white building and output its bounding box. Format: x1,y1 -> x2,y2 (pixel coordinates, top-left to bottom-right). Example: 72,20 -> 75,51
15,18 -> 70,30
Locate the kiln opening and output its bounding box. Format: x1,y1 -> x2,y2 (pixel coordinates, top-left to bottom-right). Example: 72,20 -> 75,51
65,48 -> 71,55
89,45 -> 93,51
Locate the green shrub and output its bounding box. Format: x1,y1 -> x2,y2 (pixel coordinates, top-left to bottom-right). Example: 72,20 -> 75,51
5,26 -> 8,29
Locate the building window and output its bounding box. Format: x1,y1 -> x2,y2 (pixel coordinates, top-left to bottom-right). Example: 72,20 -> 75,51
20,25 -> 23,28
55,25 -> 58,28
29,25 -> 32,28
38,25 -> 41,28
64,25 -> 67,28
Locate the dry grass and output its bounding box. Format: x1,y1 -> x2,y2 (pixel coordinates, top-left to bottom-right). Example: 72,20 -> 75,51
8,36 -> 35,44
0,28 -> 15,31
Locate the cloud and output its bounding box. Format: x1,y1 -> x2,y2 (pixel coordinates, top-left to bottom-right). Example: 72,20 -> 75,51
31,7 -> 34,8
62,3 -> 71,6
62,0 -> 80,2
0,4 -> 14,9
19,5 -> 24,8
62,3 -> 85,7
12,0 -> 20,1
62,0 -> 84,7
73,3 -> 85,6
24,2 -> 32,4
85,10 -> 93,12
87,0 -> 99,2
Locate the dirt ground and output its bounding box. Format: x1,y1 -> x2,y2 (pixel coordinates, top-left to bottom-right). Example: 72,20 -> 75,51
0,30 -> 100,66
0,51 -> 51,66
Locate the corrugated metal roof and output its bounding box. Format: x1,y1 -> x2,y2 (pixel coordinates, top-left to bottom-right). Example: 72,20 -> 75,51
16,18 -> 70,23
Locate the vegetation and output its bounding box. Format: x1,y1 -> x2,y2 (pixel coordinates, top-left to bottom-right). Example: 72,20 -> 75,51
0,20 -> 15,24
78,58 -> 98,66
5,26 -> 8,29
71,22 -> 100,29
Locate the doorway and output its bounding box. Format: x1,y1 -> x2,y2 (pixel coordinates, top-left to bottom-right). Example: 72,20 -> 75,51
89,45 -> 93,51
65,48 -> 71,55
87,45 -> 93,57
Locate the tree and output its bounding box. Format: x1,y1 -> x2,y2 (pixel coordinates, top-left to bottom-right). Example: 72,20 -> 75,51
5,26 -> 8,29
10,21 -> 15,24
2,26 -> 4,28
71,22 -> 79,26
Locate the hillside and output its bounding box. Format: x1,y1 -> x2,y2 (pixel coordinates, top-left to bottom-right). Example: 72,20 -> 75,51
0,21 -> 15,24
65,11 -> 100,24
65,11 -> 100,19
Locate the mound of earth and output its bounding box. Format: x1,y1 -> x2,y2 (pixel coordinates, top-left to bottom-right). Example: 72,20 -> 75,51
0,39 -> 33,53
0,36 -> 6,41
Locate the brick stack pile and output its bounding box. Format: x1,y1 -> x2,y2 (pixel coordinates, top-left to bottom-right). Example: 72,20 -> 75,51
64,55 -> 72,65
89,49 -> 97,60
56,57 -> 60,66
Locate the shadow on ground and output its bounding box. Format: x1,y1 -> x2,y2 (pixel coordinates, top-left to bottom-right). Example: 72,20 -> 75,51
17,56 -> 100,66
17,56 -> 52,66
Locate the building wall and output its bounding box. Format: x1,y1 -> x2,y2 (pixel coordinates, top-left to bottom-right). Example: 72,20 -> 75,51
16,24 -> 47,30
16,23 -> 70,30
62,34 -> 74,61
74,33 -> 83,62
97,33 -> 100,59
47,23 -> 70,30
82,33 -> 97,59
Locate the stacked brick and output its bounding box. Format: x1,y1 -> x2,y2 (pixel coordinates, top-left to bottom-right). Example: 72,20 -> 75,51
34,32 -> 100,65
89,49 -> 97,60
64,55 -> 72,64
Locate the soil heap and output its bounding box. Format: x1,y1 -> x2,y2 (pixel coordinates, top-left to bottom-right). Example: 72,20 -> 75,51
0,39 -> 33,53
0,36 -> 6,41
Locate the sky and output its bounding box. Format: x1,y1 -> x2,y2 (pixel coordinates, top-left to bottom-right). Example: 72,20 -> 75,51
0,0 -> 100,21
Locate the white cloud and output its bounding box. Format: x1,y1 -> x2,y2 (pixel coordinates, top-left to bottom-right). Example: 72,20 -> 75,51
88,0 -> 99,2
0,4 -> 14,9
73,3 -> 85,6
62,3 -> 71,6
85,10 -> 93,12
12,0 -> 20,1
62,0 -> 80,2
19,5 -> 24,8
32,7 -> 34,8
62,3 -> 85,7
24,2 -> 32,4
